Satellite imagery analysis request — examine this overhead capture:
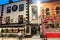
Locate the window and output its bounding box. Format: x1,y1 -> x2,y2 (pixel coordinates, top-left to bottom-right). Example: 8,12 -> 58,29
11,19 -> 13,22
8,28 -> 13,33
19,4 -> 24,11
13,28 -> 18,33
6,17 -> 10,24
45,8 -> 50,15
0,18 -> 1,24
18,15 -> 23,24
12,5 -> 18,12
26,27 -> 29,33
56,6 -> 60,14
31,6 -> 38,20
7,6 -> 11,13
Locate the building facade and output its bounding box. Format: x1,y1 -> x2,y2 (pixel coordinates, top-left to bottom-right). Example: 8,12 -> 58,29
40,0 -> 60,39
2,1 -> 27,24
0,1 -> 31,37
0,0 -> 60,37
40,0 -> 60,19
29,0 -> 60,36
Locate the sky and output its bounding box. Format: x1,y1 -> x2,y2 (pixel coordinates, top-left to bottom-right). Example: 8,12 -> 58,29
0,0 -> 20,5
32,0 -> 50,3
0,0 -> 50,5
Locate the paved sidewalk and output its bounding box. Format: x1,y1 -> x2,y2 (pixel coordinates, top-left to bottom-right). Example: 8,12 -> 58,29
0,37 -> 42,40
1,37 -> 60,40
0,34 -> 42,40
23,38 -> 42,40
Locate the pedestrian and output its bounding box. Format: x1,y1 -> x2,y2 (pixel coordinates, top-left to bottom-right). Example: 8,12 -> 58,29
18,31 -> 23,40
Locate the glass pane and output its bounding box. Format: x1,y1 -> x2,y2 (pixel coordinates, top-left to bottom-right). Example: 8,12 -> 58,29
7,6 -> 11,13
56,11 -> 60,14
12,5 -> 18,12
6,17 -> 10,23
26,27 -> 29,33
19,4 -> 24,11
31,6 -> 38,20
46,8 -> 50,15
56,6 -> 60,14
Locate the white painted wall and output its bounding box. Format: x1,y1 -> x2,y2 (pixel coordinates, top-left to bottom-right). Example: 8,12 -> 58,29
2,1 -> 27,24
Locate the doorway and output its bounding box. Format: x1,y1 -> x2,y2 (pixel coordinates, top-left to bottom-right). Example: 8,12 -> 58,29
31,26 -> 40,35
